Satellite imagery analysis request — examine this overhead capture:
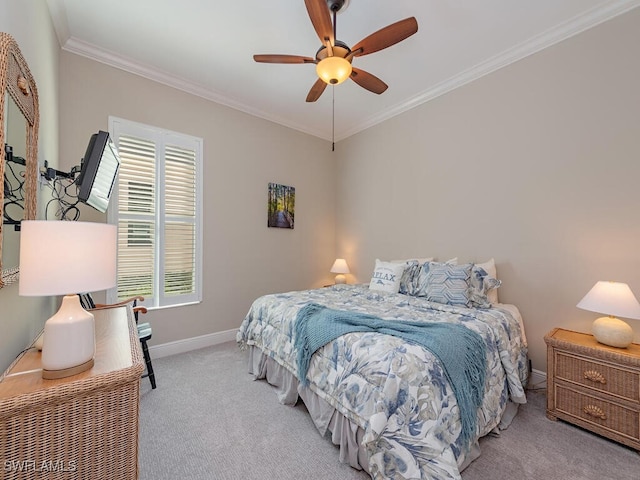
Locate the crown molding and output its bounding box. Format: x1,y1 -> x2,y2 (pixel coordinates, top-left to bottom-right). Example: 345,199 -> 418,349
61,37 -> 324,140
52,0 -> 640,142
338,0 -> 640,141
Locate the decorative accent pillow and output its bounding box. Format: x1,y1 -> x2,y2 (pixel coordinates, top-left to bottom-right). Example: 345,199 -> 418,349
391,257 -> 434,295
424,262 -> 473,306
475,258 -> 499,304
414,260 -> 451,296
369,259 -> 405,293
469,262 -> 501,308
414,262 -> 433,297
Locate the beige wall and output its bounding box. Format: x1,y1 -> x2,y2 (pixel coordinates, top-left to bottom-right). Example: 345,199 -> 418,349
58,52 -> 336,346
335,9 -> 640,373
0,0 -> 59,371
3,4 -> 637,376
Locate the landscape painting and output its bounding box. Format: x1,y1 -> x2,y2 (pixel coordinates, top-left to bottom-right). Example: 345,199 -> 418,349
268,183 -> 295,229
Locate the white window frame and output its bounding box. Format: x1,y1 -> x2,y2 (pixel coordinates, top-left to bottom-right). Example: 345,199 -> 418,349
107,116 -> 203,309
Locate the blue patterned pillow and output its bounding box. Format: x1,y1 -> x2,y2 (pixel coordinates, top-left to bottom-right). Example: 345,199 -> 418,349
398,260 -> 420,295
469,265 -> 501,308
424,263 -> 472,306
414,259 -> 456,297
414,262 -> 433,297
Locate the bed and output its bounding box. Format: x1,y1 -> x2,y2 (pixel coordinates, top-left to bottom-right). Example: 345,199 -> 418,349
236,259 -> 529,480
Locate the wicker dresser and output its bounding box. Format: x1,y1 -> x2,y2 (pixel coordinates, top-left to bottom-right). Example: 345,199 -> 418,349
545,327 -> 640,451
0,306 -> 144,479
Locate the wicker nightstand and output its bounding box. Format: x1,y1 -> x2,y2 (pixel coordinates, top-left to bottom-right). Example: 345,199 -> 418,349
545,328 -> 640,451
0,306 -> 144,479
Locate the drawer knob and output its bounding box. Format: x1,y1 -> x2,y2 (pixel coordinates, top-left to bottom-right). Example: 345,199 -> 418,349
583,370 -> 606,384
583,405 -> 607,421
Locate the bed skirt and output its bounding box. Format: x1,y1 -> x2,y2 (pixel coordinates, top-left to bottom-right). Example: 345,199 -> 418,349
246,346 -> 520,474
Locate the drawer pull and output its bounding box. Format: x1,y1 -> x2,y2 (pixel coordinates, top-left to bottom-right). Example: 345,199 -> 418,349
583,405 -> 607,421
583,370 -> 606,384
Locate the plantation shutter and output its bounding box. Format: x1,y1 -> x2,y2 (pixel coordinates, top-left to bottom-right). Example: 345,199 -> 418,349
108,117 -> 202,308
116,135 -> 156,300
163,142 -> 197,297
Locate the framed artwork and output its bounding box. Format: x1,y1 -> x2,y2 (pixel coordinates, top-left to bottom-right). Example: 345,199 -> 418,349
268,182 -> 295,229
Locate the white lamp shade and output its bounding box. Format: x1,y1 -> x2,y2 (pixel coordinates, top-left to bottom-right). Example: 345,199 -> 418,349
577,281 -> 640,320
330,258 -> 350,274
19,221 -> 117,378
19,221 -> 117,296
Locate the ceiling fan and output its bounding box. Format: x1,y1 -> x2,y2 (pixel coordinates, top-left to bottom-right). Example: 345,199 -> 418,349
253,0 -> 418,102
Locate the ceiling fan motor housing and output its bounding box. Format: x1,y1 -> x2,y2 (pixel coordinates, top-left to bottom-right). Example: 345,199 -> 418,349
315,40 -> 351,62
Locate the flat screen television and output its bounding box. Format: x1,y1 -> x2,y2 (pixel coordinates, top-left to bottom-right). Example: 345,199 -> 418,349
76,130 -> 120,213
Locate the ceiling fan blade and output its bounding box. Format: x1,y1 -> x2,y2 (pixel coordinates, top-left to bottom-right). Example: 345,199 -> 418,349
350,67 -> 388,94
305,0 -> 334,47
306,78 -> 327,102
352,17 -> 418,57
253,54 -> 315,64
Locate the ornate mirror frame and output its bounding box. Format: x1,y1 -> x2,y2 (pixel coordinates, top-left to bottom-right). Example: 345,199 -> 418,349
0,33 -> 39,288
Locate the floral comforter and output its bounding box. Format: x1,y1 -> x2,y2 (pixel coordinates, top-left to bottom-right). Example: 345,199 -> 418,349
237,284 -> 528,480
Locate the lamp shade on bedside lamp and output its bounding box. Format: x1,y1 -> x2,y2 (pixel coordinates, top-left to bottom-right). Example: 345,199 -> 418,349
330,258 -> 350,284
577,281 -> 640,348
19,221 -> 117,378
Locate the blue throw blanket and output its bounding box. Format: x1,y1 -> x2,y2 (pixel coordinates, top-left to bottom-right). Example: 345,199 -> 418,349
293,303 -> 487,451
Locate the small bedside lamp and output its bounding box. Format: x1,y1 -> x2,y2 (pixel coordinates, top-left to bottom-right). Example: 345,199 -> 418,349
19,221 -> 117,379
576,281 -> 640,348
330,258 -> 350,284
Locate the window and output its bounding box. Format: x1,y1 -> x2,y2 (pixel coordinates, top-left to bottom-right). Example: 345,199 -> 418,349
107,117 -> 202,308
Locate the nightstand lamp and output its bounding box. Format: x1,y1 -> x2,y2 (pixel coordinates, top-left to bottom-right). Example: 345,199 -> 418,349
576,281 -> 640,348
19,221 -> 117,379
330,258 -> 350,284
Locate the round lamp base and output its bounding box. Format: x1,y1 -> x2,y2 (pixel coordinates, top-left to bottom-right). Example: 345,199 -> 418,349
334,274 -> 346,284
42,358 -> 94,380
592,316 -> 633,348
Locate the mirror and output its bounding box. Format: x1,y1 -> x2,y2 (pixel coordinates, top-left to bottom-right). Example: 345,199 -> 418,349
0,33 -> 39,288
3,95 -> 27,268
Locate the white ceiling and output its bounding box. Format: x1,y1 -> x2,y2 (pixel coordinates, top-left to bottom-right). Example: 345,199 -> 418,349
46,0 -> 639,142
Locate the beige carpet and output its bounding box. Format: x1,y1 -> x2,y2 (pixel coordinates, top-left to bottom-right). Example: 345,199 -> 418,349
138,341 -> 640,479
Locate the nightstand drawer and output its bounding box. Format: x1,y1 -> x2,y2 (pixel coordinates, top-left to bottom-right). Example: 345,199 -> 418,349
554,351 -> 640,403
556,385 -> 640,441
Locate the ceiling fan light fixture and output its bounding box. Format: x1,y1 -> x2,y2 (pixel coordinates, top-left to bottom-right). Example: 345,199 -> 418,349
316,56 -> 352,85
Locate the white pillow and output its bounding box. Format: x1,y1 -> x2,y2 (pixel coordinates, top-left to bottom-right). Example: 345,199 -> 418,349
369,259 -> 405,293
476,258 -> 499,304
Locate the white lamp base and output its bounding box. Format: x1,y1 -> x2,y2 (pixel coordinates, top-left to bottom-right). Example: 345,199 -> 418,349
41,294 -> 96,379
334,274 -> 346,284
591,315 -> 633,348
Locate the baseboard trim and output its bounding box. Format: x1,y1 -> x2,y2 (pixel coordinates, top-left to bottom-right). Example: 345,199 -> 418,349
528,368 -> 547,389
149,329 -> 238,359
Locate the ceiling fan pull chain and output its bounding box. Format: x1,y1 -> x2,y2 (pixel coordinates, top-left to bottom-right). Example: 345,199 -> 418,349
332,86 -> 336,151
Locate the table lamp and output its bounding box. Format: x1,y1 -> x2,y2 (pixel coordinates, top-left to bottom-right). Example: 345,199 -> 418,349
576,281 -> 640,348
19,220 -> 117,379
330,258 -> 350,284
